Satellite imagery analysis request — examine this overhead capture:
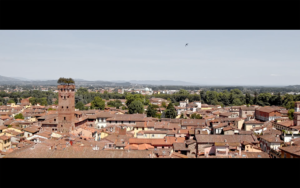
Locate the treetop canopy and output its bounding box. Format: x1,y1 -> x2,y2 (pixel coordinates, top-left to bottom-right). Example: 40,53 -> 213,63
57,77 -> 75,85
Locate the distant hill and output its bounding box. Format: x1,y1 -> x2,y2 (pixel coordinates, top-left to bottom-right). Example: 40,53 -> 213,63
286,85 -> 300,89
129,80 -> 199,86
0,75 -> 21,81
12,77 -> 32,81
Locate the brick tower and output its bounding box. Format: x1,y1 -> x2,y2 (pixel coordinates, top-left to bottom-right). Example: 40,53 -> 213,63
293,101 -> 300,126
57,81 -> 76,133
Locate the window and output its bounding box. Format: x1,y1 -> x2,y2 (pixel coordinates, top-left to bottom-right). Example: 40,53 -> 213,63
152,134 -> 154,137
64,117 -> 66,120
64,96 -> 66,99
67,106 -> 68,109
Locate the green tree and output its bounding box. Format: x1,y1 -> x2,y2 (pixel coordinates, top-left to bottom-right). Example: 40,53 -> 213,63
178,89 -> 189,95
285,101 -> 295,110
191,113 -> 202,119
165,103 -> 177,118
245,93 -> 251,104
114,99 -> 123,109
37,98 -> 48,106
91,96 -> 105,110
146,104 -> 157,117
288,109 -> 294,120
7,99 -> 15,103
75,101 -> 85,110
128,100 -> 144,114
232,98 -> 243,106
14,113 -> 24,119
161,101 -> 167,108
125,94 -> 145,107
253,91 -> 258,105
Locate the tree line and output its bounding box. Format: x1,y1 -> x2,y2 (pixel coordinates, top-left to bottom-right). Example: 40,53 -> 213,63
2,87 -> 300,119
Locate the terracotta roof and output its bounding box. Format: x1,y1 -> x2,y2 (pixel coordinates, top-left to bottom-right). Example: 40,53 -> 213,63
240,107 -> 256,111
245,120 -> 264,124
240,152 -> 269,158
181,119 -> 206,126
215,142 -> 240,147
129,137 -> 185,146
0,125 -> 7,130
0,116 -> 10,120
223,126 -> 237,131
138,130 -> 168,135
177,129 -> 189,134
213,123 -> 228,129
173,142 -> 190,151
4,141 -> 154,158
196,135 -> 258,143
23,126 -> 40,133
124,143 -> 154,150
260,135 -> 283,143
276,120 -> 294,128
256,107 -> 279,113
0,135 -> 11,141
107,114 -> 147,121
219,112 -> 234,116
171,152 -> 189,158
279,146 -> 300,157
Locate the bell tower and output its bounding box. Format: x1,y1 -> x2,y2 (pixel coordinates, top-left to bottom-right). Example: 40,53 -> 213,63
57,78 -> 76,133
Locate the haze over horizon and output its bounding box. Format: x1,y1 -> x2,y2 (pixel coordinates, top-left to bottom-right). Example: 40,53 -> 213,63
1,30 -> 299,85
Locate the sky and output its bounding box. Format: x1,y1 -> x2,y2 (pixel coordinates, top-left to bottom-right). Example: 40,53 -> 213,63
0,30 -> 299,86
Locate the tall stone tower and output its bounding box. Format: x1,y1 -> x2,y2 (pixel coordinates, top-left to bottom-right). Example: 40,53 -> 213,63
57,80 -> 76,133
293,101 -> 300,126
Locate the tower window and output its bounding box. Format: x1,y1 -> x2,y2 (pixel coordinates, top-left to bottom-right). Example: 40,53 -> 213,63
62,106 -> 63,108
67,106 -> 69,109
64,117 -> 66,120
64,96 -> 66,99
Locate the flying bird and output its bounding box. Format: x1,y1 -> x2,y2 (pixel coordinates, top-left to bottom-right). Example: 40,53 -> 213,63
185,43 -> 188,47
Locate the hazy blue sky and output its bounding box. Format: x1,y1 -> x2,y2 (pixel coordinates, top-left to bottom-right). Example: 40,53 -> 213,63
0,30 -> 299,85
